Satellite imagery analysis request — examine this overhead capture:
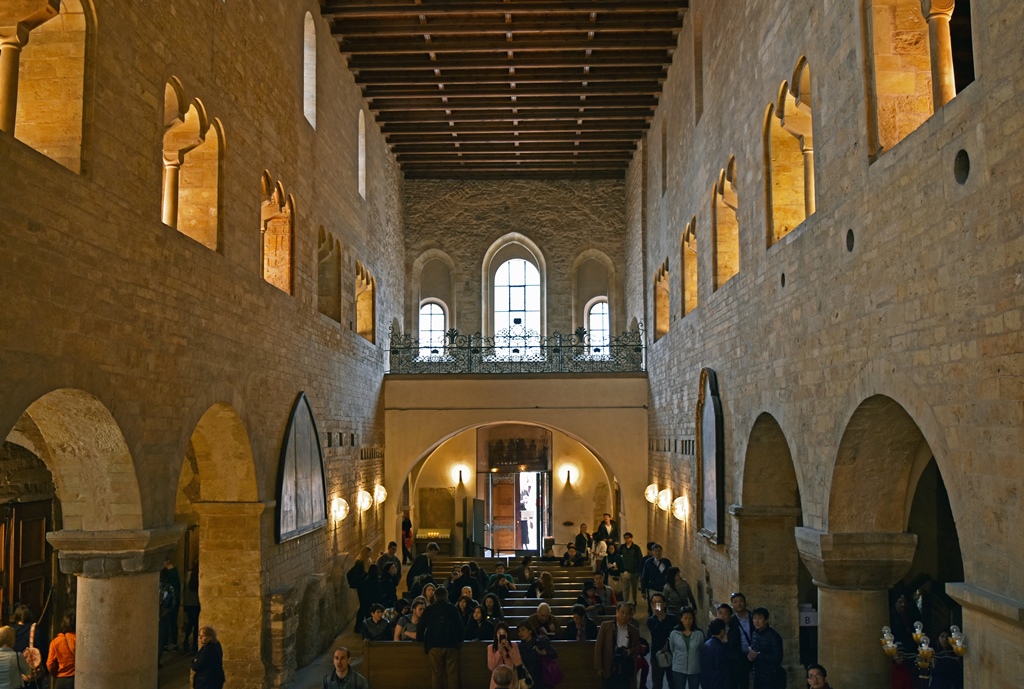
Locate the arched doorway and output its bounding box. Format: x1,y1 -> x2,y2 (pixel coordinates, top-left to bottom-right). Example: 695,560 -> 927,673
810,393 -> 962,689
173,403 -> 264,689
2,388 -> 155,689
736,412 -> 813,677
400,422 -> 621,560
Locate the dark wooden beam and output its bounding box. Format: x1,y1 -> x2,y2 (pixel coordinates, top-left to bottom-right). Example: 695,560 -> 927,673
337,35 -> 679,54
362,81 -> 661,99
349,66 -> 667,86
346,52 -> 673,71
323,2 -> 687,20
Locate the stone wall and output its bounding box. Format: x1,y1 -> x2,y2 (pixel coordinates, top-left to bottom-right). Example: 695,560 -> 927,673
403,179 -> 628,337
634,0 -> 1024,686
0,0 -> 401,685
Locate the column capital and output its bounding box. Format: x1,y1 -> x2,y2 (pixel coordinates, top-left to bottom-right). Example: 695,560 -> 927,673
0,24 -> 30,48
47,524 -> 187,578
795,527 -> 917,589
920,0 -> 955,21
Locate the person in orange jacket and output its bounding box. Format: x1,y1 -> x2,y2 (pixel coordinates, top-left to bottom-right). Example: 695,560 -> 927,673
46,613 -> 75,689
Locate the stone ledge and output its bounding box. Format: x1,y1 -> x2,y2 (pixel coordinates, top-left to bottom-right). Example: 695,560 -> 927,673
729,504 -> 803,518
47,525 -> 187,578
946,582 -> 1024,626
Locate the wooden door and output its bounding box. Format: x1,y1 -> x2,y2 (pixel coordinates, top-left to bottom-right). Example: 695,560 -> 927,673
1,501 -> 51,620
491,481 -> 516,552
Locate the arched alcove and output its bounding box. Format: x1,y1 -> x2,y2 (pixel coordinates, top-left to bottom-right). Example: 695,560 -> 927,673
410,249 -> 457,338
571,249 -> 616,336
712,157 -> 740,290
481,233 -> 547,337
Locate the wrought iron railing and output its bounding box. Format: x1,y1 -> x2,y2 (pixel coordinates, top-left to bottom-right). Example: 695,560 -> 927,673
388,323 -> 646,374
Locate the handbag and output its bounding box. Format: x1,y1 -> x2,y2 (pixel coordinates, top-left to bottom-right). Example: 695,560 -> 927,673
655,647 -> 672,668
608,575 -> 623,594
541,655 -> 564,687
515,663 -> 535,689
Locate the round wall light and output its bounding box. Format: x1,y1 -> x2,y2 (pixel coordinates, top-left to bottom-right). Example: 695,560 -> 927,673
331,497 -> 349,522
645,484 -> 660,504
657,488 -> 672,511
672,496 -> 689,521
374,484 -> 388,505
356,490 -> 373,512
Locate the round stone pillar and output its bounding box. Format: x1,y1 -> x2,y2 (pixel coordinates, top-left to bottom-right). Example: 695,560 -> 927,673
796,528 -> 917,689
48,526 -> 185,689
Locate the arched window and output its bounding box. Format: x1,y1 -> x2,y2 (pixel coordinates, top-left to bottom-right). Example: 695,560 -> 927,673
712,157 -> 740,291
654,260 -> 670,340
586,298 -> 610,357
357,110 -> 366,199
681,217 -> 698,316
418,300 -> 447,355
303,12 -> 316,128
494,258 -> 541,337
261,172 -> 294,294
356,261 -> 375,343
412,251 -> 457,339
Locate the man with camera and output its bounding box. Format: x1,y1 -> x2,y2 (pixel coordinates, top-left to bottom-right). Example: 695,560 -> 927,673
595,602 -> 642,689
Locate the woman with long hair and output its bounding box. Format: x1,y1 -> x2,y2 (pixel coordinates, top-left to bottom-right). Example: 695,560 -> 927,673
483,593 -> 505,623
465,605 -> 495,642
528,571 -> 555,599
191,626 -> 225,689
46,613 -> 75,689
487,622 -> 523,689
667,607 -> 704,689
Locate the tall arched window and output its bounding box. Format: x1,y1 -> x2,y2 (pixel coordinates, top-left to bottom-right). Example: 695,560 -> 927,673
303,12 -> 316,128
418,301 -> 447,355
357,110 -> 366,199
586,298 -> 610,357
494,259 -> 541,336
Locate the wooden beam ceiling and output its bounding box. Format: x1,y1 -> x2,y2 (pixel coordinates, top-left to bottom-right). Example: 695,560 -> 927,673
323,0 -> 687,179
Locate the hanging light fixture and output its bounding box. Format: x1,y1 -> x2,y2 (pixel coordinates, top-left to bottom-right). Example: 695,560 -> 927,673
645,484 -> 660,503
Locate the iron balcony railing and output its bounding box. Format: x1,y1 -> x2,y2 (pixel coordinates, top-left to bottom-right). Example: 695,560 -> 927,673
388,323 -> 646,374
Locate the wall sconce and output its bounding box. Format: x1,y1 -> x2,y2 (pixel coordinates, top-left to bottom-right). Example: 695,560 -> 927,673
559,463 -> 580,486
672,496 -> 689,521
331,497 -> 349,522
657,488 -> 672,511
450,463 -> 471,485
374,484 -> 388,505
645,483 -> 660,504
356,490 -> 373,512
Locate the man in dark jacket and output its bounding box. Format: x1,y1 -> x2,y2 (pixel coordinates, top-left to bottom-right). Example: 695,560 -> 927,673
419,587 -> 463,689
594,603 -> 642,689
561,603 -> 599,641
618,532 -> 644,606
406,541 -> 440,590
717,603 -> 744,689
748,607 -> 785,689
701,619 -> 732,689
447,564 -> 482,602
595,513 -> 619,545
640,544 -> 671,602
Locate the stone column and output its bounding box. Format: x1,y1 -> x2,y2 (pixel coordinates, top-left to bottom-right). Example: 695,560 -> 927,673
796,528 -> 917,689
778,104 -> 816,217
47,526 -> 186,689
194,501 -> 266,689
0,26 -> 28,135
921,0 -> 957,108
802,145 -> 816,216
161,151 -> 183,227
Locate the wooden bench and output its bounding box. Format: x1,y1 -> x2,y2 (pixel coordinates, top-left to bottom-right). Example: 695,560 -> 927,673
363,640 -> 599,689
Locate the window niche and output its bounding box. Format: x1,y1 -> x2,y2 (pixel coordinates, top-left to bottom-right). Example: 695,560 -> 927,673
681,217 -> 698,317
711,157 -> 740,291
3,0 -> 89,172
572,249 -> 615,336
317,226 -> 341,322
654,259 -> 670,341
162,78 -> 222,251
413,251 -> 456,343
302,12 -> 316,128
355,261 -> 376,343
260,172 -> 295,294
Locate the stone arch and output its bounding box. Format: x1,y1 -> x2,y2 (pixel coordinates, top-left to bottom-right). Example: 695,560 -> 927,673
481,232 -> 548,337
355,260 -> 376,343
174,401 -> 264,688
317,226 -> 342,322
410,248 -> 457,337
6,388 -> 144,532
6,0 -> 94,173
571,248 -> 617,335
736,412 -> 806,678
653,258 -> 670,340
711,156 -> 739,290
